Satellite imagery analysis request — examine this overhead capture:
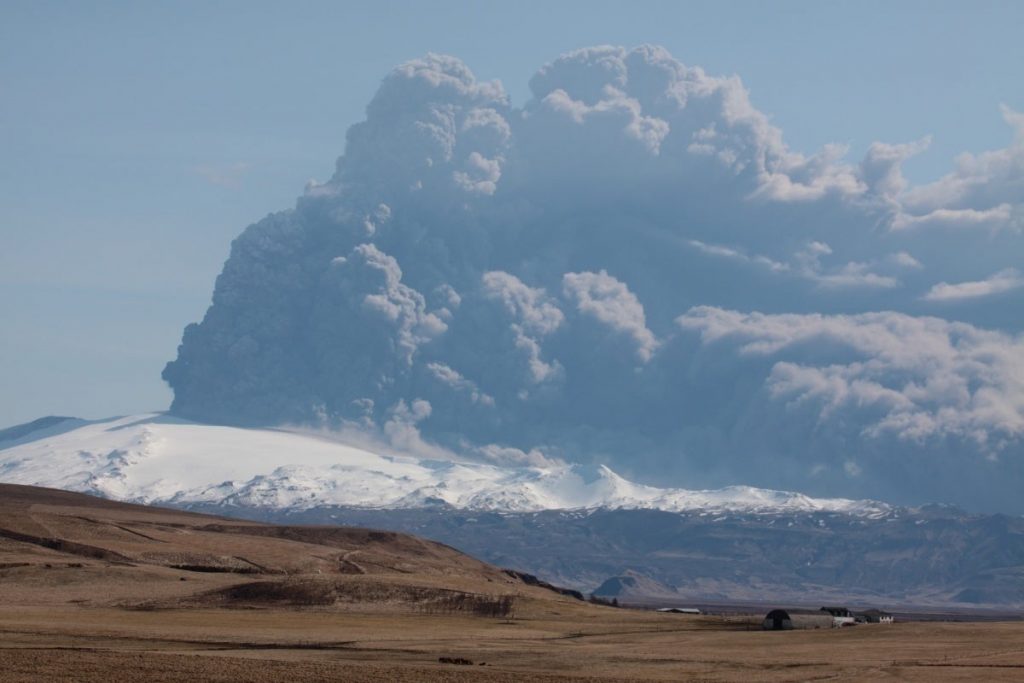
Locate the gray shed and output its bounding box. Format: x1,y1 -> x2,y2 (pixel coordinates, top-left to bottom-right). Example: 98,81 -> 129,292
762,608 -> 835,630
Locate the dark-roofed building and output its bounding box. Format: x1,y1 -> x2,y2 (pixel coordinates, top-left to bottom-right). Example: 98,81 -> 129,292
762,608 -> 835,630
820,606 -> 856,627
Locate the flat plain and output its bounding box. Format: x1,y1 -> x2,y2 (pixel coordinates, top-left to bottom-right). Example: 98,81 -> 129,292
5,605 -> 1024,682
2,484 -> 1022,682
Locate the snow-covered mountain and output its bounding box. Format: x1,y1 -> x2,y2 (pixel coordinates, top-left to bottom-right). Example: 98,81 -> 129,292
8,413 -> 1024,608
0,413 -> 890,517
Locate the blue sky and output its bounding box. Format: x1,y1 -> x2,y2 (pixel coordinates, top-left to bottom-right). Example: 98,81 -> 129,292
2,0 -> 1023,428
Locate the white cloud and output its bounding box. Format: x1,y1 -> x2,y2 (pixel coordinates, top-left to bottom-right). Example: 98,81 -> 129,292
562,270 -> 658,361
342,243 -> 448,363
923,268 -> 1024,302
889,252 -> 923,269
792,242 -> 899,289
453,150 -> 503,195
688,239 -> 903,289
322,52 -> 512,203
426,362 -> 495,406
891,204 -> 1017,232
754,143 -> 865,202
381,398 -> 449,459
476,443 -> 559,467
860,137 -> 931,200
481,271 -> 563,383
678,306 -> 1024,451
687,239 -> 791,273
891,106 -> 1024,233
481,271 -> 563,335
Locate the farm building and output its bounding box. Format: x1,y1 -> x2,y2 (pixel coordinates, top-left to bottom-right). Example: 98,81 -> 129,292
820,606 -> 856,627
656,607 -> 701,614
856,609 -> 894,624
762,608 -> 835,630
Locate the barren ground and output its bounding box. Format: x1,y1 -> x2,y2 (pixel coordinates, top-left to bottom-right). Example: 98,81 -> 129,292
2,484 -> 1022,681
4,605 -> 1024,682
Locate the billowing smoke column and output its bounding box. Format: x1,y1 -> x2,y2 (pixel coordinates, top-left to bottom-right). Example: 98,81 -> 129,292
165,46 -> 1024,512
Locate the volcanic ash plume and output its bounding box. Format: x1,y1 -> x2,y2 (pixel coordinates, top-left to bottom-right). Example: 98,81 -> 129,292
164,46 -> 1024,512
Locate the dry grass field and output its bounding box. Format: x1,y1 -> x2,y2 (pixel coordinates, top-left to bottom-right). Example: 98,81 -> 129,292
2,484 -> 1023,682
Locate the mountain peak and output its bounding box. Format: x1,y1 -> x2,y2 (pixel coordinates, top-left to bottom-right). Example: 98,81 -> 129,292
0,414 -> 892,517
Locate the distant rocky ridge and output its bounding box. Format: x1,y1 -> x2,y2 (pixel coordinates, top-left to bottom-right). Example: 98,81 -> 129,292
210,504 -> 1024,610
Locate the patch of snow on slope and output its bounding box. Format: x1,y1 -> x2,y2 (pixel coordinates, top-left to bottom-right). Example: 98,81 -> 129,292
0,414 -> 890,516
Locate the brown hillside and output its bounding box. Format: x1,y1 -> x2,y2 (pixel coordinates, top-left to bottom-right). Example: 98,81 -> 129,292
0,484 -> 565,612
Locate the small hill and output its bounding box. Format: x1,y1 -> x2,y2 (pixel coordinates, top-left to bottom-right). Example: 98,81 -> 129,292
591,569 -> 679,602
0,483 -> 577,614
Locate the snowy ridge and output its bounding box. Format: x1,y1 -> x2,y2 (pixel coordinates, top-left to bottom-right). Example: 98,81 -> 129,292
0,414 -> 891,517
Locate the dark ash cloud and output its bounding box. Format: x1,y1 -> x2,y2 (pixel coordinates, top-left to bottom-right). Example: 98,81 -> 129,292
164,47 -> 1024,512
